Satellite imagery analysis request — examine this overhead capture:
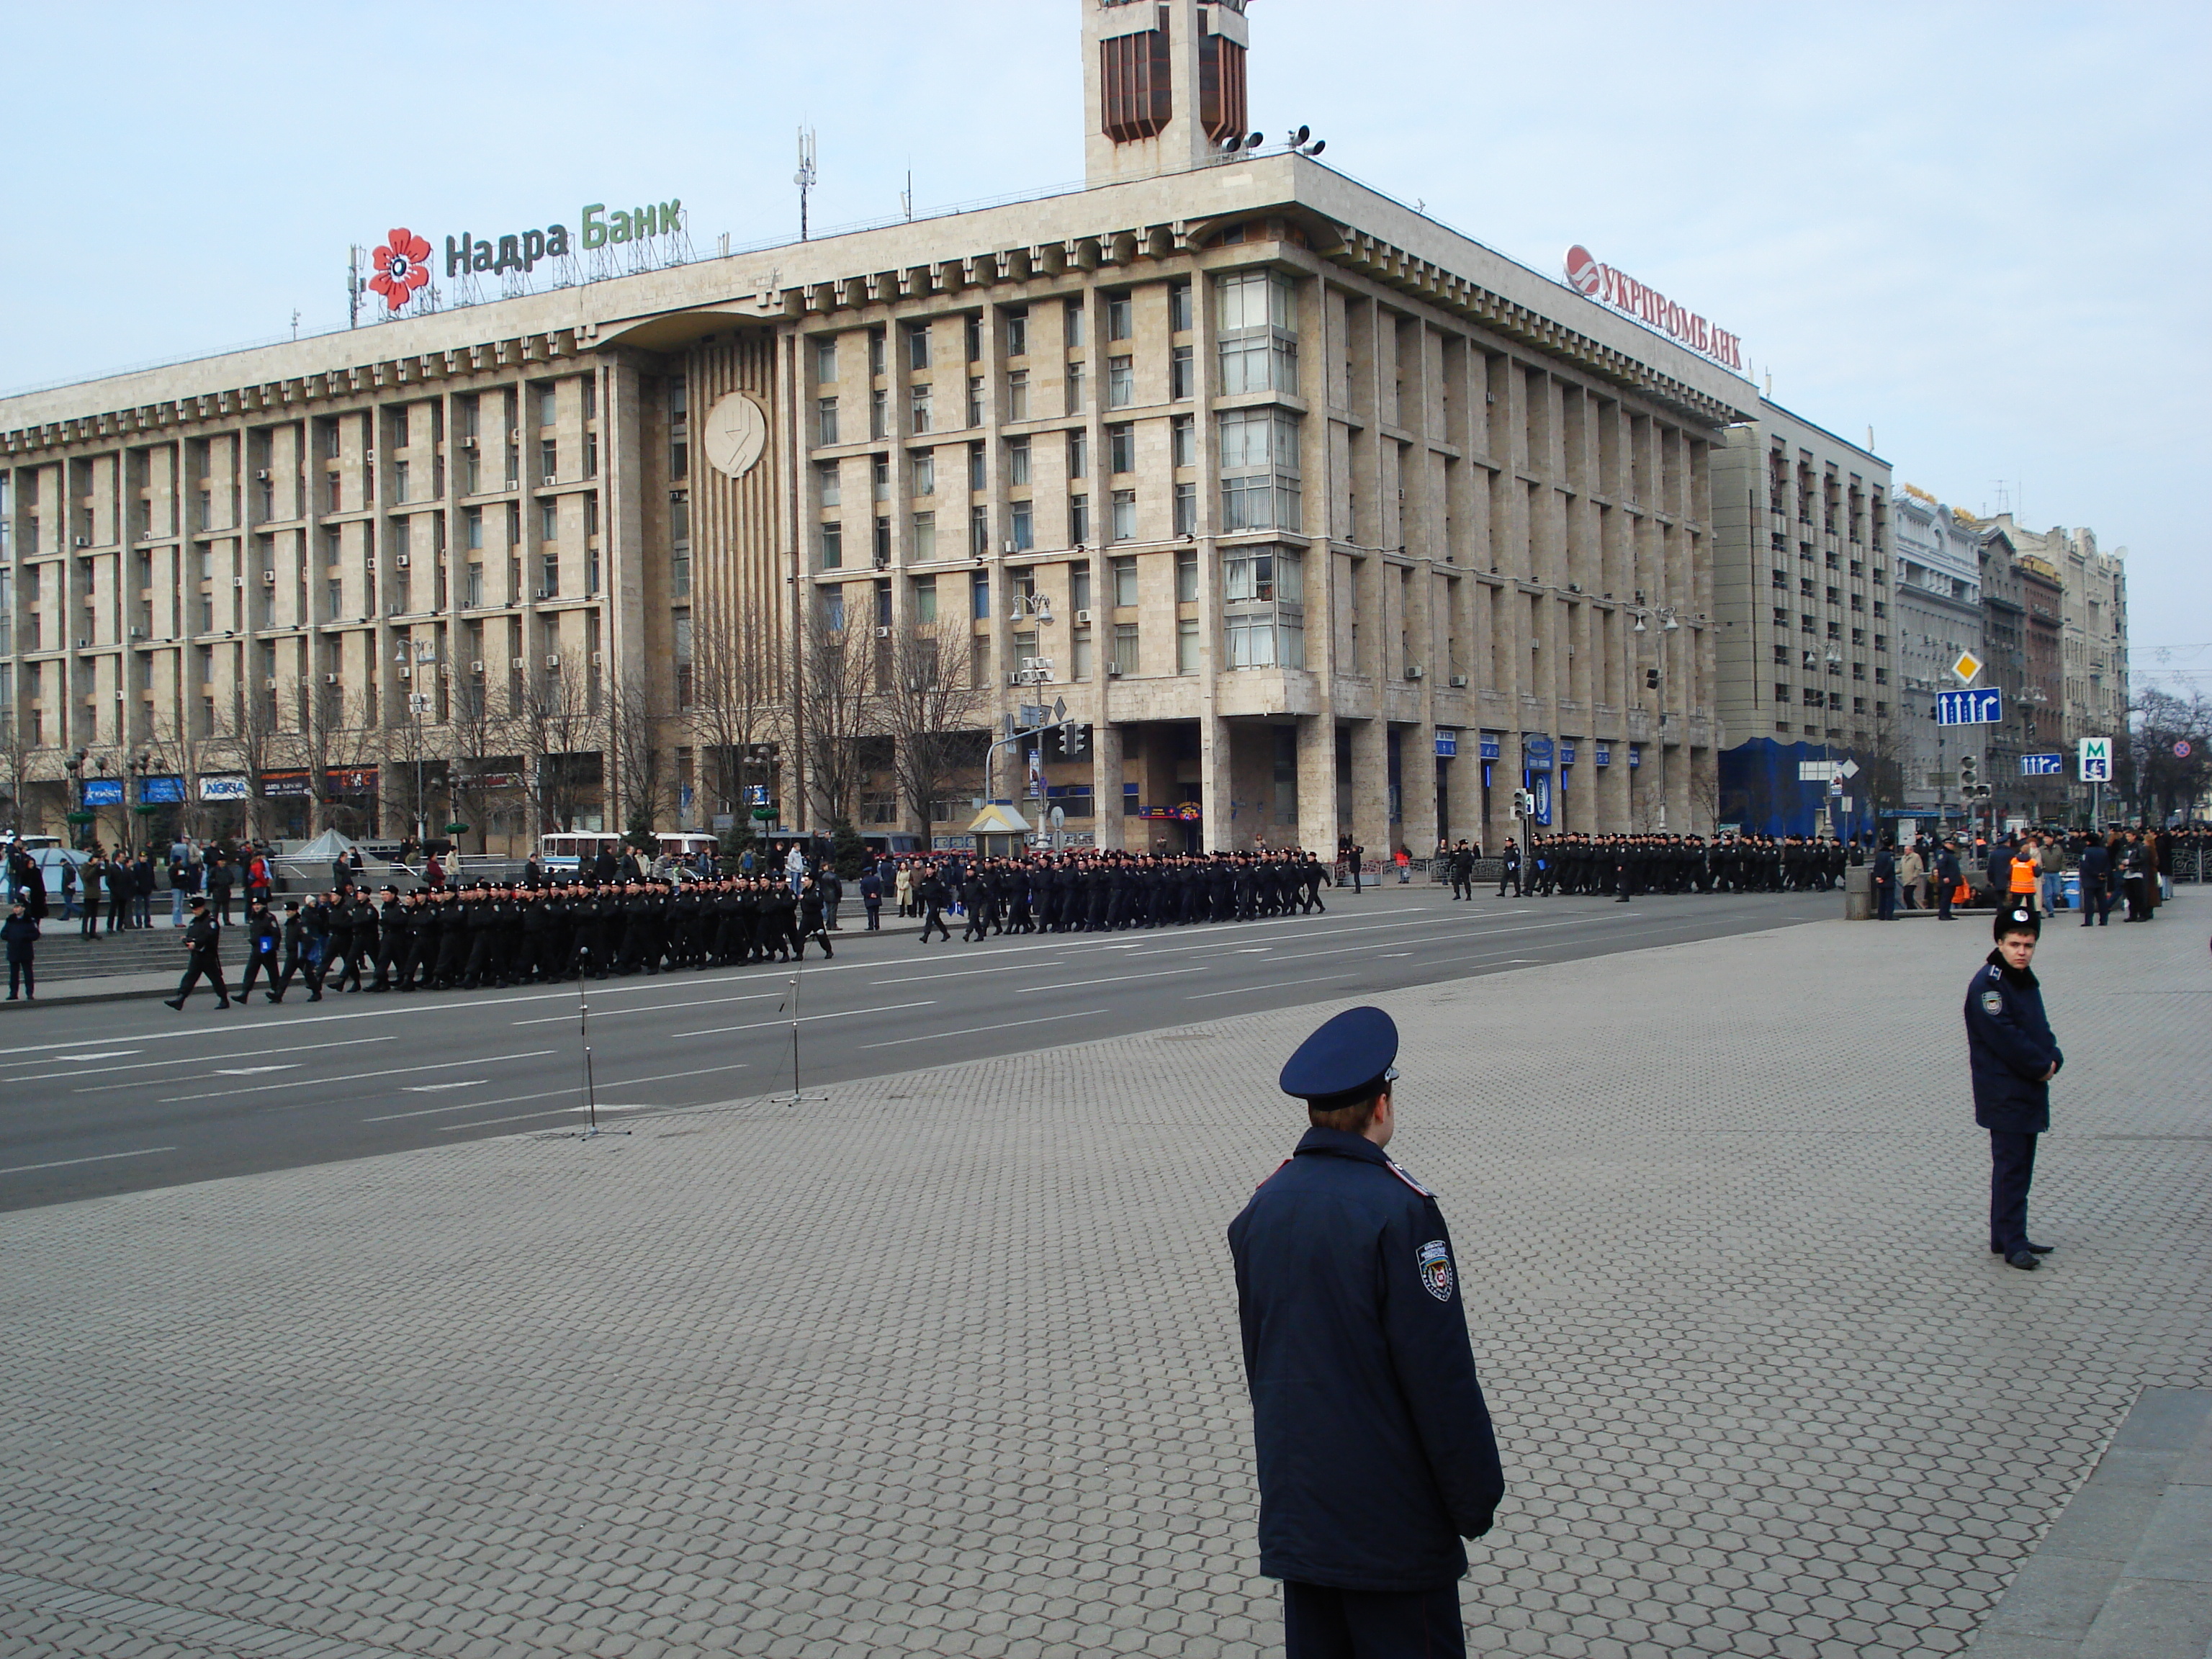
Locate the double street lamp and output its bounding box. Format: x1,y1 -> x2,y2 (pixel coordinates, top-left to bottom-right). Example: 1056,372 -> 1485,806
1628,607 -> 1681,830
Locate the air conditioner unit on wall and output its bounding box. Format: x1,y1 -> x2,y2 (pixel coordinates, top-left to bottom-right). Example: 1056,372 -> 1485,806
395,553 -> 410,568
255,469 -> 271,482
1449,673 -> 1468,687
1074,608 -> 1092,626
261,570 -> 276,584
545,653 -> 560,668
469,660 -> 485,673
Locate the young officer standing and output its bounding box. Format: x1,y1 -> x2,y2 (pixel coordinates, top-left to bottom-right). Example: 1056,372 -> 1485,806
1966,902 -> 2064,1269
1228,1006 -> 1506,1658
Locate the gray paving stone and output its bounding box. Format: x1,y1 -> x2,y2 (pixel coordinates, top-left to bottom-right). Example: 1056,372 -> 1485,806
1,901 -> 2207,1659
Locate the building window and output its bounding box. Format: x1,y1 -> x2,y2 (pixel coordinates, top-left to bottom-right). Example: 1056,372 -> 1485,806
818,462 -> 841,506
868,328 -> 887,377
911,454 -> 935,497
971,569 -> 991,620
1170,344 -> 1195,401
1107,355 -> 1135,409
1216,271 -> 1298,395
873,454 -> 891,501
869,388 -> 888,440
1112,621 -> 1139,675
912,574 -> 938,622
1111,554 -> 1138,608
817,397 -> 840,446
1105,294 -> 1133,341
964,315 -> 982,363
673,549 -> 691,598
1111,490 -> 1137,542
812,338 -> 837,384
1218,409 -> 1302,531
1224,548 -> 1302,603
909,385 -> 932,433
872,516 -> 891,567
1004,308 -> 1029,358
1010,501 -> 1033,552
1176,547 -> 1198,603
1064,361 -> 1086,416
541,552 -> 559,596
1071,626 -> 1093,680
1070,494 -> 1090,546
1177,616 -> 1200,673
1007,437 -> 1032,487
1169,280 -> 1192,333
968,442 -> 986,493
820,521 -> 843,570
1172,414 -> 1195,470
1005,369 -> 1030,422
1064,297 -> 1087,349
1174,481 -> 1197,536
1071,562 -> 1092,612
1226,613 -> 1304,669
1109,423 -> 1136,475
1068,430 -> 1088,480
970,505 -> 990,558
911,511 -> 936,561
966,375 -> 985,428
906,323 -> 931,372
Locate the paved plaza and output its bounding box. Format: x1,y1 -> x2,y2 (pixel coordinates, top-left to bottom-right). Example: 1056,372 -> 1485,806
1,897 -> 2206,1658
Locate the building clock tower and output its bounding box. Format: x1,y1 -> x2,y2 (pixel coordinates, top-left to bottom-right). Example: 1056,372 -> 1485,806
1082,0 -> 1251,187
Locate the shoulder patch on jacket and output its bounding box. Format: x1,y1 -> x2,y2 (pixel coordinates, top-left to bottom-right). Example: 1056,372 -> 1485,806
1416,1238 -> 1455,1300
1980,989 -> 2004,1015
1387,1160 -> 1433,1197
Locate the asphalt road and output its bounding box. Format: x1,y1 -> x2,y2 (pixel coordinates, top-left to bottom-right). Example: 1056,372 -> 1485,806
1,884 -> 1835,1210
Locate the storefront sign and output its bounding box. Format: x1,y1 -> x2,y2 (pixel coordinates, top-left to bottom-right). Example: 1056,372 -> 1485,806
1564,245 -> 1744,372
261,770 -> 313,798
1478,733 -> 1501,761
1138,804 -> 1203,821
199,774 -> 249,801
81,779 -> 124,806
141,775 -> 184,804
1434,730 -> 1458,758
1593,743 -> 1611,768
1521,734 -> 1554,771
328,768 -> 380,795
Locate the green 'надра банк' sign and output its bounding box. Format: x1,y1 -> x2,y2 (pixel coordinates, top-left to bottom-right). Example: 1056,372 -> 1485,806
444,200 -> 683,279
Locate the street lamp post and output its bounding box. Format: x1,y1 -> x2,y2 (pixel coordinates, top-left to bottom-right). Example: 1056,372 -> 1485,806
1629,607 -> 1681,831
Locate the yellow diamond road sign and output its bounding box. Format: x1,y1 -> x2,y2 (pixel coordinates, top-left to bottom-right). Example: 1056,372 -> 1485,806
1951,650 -> 1984,685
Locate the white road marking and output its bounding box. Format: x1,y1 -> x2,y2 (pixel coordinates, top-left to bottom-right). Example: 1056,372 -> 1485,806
357,1063 -> 750,1123
48,1051 -> 140,1063
1017,966 -> 1205,994
1187,974 -> 1352,1000
511,991 -> 781,1026
670,999 -> 936,1039
35,1035 -> 395,1088
156,1050 -> 556,1104
860,1009 -> 1109,1049
213,1065 -> 301,1076
0,1146 -> 176,1178
401,1080 -> 487,1093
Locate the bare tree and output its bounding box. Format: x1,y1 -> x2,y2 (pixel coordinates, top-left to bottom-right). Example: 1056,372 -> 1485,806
142,708 -> 219,842
207,685 -> 287,842
606,667 -> 673,835
513,663 -> 601,834
0,709 -> 30,835
687,611 -> 787,830
445,673 -> 515,853
793,604 -> 876,830
881,622 -> 989,827
2126,686 -> 2212,825
295,684 -> 380,837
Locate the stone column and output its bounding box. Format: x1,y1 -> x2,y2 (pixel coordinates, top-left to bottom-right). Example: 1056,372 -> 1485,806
1401,724 -> 1439,862
1092,721 -> 1124,850
1348,717 -> 1389,866
1199,712 -> 1233,852
1297,714 -> 1336,854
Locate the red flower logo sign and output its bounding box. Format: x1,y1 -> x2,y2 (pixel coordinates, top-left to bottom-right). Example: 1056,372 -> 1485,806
369,228 -> 431,313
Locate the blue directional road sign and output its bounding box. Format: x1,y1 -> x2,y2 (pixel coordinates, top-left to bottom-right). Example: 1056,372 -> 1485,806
1936,688 -> 2004,726
2019,752 -> 2064,776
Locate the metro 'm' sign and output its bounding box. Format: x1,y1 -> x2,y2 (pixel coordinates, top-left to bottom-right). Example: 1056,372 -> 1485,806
1565,245 -> 1745,373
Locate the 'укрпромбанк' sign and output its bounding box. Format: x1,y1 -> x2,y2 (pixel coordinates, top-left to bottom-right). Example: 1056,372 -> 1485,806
1563,244 -> 1743,373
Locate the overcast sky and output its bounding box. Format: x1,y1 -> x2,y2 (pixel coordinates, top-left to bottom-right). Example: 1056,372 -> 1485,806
4,1 -> 2204,677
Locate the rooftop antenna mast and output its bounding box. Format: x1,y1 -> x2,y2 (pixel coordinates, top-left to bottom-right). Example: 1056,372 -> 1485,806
796,126 -> 818,243
346,246 -> 365,329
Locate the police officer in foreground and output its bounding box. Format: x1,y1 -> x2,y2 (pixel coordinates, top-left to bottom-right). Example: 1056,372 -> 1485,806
1227,1007 -> 1505,1658
1966,902 -> 2063,1269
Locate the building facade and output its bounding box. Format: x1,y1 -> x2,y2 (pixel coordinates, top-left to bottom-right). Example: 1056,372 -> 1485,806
0,0 -> 1753,857
1712,401 -> 1894,837
1889,485 -> 1985,824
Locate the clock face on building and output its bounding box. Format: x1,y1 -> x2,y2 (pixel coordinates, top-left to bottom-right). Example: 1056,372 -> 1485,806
701,391 -> 768,479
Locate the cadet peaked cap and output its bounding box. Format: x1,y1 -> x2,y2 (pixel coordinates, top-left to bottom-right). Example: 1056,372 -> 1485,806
1280,1005 -> 1399,1108
1995,903 -> 2041,940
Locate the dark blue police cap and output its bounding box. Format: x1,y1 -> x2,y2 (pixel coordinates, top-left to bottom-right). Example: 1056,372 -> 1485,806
1280,1005 -> 1399,1107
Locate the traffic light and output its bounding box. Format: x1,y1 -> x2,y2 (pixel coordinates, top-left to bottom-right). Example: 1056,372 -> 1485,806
1060,721 -> 1088,759
1513,788 -> 1532,819
1959,755 -> 1978,790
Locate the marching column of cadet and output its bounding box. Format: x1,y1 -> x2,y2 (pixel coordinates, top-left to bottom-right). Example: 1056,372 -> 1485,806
174,848 -> 1339,1005
1496,832 -> 1852,899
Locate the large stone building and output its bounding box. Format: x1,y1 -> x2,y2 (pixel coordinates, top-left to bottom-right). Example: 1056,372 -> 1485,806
1889,485 -> 1986,824
0,0 -> 1754,857
1712,401 -> 1893,837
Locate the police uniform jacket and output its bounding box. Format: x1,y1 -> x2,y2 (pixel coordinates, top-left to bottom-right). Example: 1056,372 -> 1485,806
1226,1127 -> 1504,1593
1964,952 -> 2062,1133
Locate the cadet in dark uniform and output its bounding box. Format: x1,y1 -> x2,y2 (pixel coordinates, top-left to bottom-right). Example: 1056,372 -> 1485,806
166,896 -> 232,1010
1966,903 -> 2063,1269
1227,1006 -> 1505,1658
